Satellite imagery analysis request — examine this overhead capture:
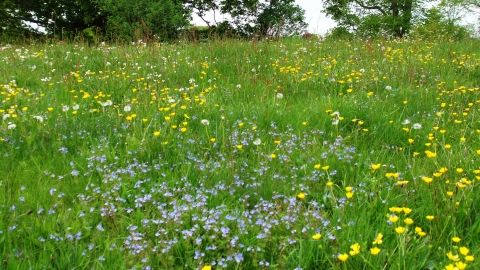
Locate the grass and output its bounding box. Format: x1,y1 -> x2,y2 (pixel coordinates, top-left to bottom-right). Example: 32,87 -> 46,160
0,36 -> 479,270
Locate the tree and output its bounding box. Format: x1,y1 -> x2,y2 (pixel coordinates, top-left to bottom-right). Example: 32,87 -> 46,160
95,0 -> 191,41
323,0 -> 419,37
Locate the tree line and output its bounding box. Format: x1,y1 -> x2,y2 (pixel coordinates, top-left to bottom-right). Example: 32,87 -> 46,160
0,0 -> 476,41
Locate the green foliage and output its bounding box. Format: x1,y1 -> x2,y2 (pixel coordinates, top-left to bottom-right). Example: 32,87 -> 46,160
323,0 -> 417,38
95,0 -> 191,41
409,7 -> 472,41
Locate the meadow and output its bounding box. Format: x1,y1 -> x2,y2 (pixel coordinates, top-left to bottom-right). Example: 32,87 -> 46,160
0,36 -> 479,270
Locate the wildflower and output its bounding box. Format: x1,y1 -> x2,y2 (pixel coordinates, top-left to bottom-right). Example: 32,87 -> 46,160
459,247 -> 469,255
404,218 -> 414,225
276,93 -> 284,99
62,106 -> 69,112
455,262 -> 467,270
326,181 -> 333,187
153,131 -> 160,137
346,192 -> 354,199
395,227 -> 406,234
402,119 -> 411,125
389,215 -> 399,223
236,145 -> 243,150
446,251 -> 460,261
297,193 -> 306,199
210,138 -> 216,143
403,207 -> 412,214
7,123 -> 16,129
349,243 -> 360,256
456,168 -> 463,173
201,119 -> 210,125
371,163 -> 381,171
372,233 -> 383,245
312,234 -> 322,240
302,121 -> 307,126
413,123 -> 422,129
48,107 -> 53,111
452,237 -> 461,243
201,266 -> 212,270
180,128 -> 187,132
426,216 -> 435,220
425,150 -> 437,158
370,247 -> 381,255
465,255 -> 474,262
270,153 -> 276,159
314,164 -> 321,169
338,253 -> 349,262
322,166 -> 329,170
253,138 -> 261,145
124,105 -> 131,112
408,138 -> 414,144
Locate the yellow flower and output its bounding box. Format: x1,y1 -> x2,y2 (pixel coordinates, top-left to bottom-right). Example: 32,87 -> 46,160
338,253 -> 349,262
48,107 -> 54,111
180,127 -> 187,132
297,193 -> 306,199
312,233 -> 322,240
314,164 -> 321,169
455,262 -> 467,270
389,215 -> 399,223
345,186 -> 353,192
270,153 -> 276,159
210,138 -> 216,143
372,233 -> 383,245
459,247 -> 469,255
371,163 -> 381,171
370,247 -> 381,255
444,264 -> 455,270
237,145 -> 243,150
326,181 -> 333,187
302,121 -> 307,126
426,216 -> 435,220
395,227 -> 406,234
322,165 -> 329,170
202,266 -> 212,270
403,207 -> 412,215
346,192 -> 354,198
425,150 -> 437,158
408,138 -> 414,144
456,168 -> 464,173
404,218 -> 414,225
447,191 -> 454,196
465,255 -> 474,262
153,131 -> 160,137
452,237 -> 461,243
349,243 -> 360,256
446,251 -> 460,261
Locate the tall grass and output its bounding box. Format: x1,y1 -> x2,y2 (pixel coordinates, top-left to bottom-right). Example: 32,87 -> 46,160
0,36 -> 479,269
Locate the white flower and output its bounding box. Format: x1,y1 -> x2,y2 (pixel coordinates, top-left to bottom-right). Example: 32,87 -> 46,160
333,111 -> 340,117
124,105 -> 131,112
276,93 -> 284,99
168,99 -> 176,103
3,113 -> 10,120
236,84 -> 242,89
7,122 -> 16,129
201,119 -> 210,126
402,119 -> 410,125
33,116 -> 44,122
62,106 -> 69,112
385,85 -> 392,90
72,104 -> 79,110
413,123 -> 422,129
101,100 -> 112,107
253,138 -> 262,145
332,119 -> 339,125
